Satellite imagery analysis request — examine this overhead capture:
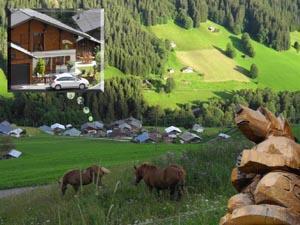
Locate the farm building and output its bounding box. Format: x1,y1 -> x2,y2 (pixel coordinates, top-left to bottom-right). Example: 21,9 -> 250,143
208,26 -> 216,32
192,124 -> 204,133
9,8 -> 101,86
179,131 -> 201,143
125,117 -> 142,130
181,67 -> 194,73
63,128 -> 81,137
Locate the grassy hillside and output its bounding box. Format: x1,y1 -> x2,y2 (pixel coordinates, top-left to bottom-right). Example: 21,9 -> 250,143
145,21 -> 300,108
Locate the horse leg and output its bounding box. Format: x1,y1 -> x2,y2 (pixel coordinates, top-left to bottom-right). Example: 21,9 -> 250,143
73,184 -> 80,194
61,183 -> 67,196
170,185 -> 176,201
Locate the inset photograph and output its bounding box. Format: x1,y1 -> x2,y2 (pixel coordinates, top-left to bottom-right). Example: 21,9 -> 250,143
8,8 -> 104,91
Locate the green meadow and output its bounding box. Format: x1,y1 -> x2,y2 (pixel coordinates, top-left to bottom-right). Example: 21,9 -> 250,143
145,21 -> 300,108
0,134 -> 199,189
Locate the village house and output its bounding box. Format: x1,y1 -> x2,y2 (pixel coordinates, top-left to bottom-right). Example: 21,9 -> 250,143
39,125 -> 54,135
9,9 -> 101,86
179,131 -> 201,143
218,133 -> 231,139
165,126 -> 182,138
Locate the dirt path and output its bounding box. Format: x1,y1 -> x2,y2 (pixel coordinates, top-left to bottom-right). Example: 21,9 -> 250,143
0,185 -> 52,199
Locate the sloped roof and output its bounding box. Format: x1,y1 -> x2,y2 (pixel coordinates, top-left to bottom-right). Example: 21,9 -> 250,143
7,149 -> 22,158
179,131 -> 201,142
126,117 -> 142,129
51,123 -> 65,130
0,121 -> 11,127
119,123 -> 132,130
64,128 -> 81,136
11,9 -> 101,44
72,9 -> 103,33
134,132 -> 150,143
165,126 -> 182,134
81,121 -> 104,130
10,42 -> 36,58
218,133 -> 231,139
0,124 -> 13,134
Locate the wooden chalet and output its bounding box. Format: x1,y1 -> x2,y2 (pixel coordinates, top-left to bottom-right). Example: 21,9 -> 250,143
9,9 -> 101,86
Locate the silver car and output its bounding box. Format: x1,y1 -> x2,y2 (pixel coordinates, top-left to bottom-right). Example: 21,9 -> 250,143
50,73 -> 89,90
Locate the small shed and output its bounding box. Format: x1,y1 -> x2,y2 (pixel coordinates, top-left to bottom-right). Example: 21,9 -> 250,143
179,131 -> 201,143
192,124 -> 204,133
181,67 -> 194,73
134,132 -> 151,143
66,124 -> 73,129
165,126 -> 182,135
7,149 -> 22,158
218,133 -> 231,139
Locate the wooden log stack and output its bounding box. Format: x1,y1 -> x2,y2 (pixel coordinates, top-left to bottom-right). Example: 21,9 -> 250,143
220,105 -> 300,225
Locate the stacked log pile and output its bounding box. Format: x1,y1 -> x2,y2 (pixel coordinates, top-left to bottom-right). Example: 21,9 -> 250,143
220,105 -> 300,225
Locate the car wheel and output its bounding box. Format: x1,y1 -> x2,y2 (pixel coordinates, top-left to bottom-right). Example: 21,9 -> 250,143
79,84 -> 85,90
55,85 -> 61,90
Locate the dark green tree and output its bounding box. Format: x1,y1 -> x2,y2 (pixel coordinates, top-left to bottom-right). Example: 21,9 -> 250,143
249,64 -> 259,79
225,42 -> 236,58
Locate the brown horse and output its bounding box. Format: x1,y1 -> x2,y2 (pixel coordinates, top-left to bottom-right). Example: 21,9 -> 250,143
59,165 -> 111,195
133,163 -> 186,200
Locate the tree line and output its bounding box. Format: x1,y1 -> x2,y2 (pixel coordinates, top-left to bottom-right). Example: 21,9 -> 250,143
0,77 -> 299,128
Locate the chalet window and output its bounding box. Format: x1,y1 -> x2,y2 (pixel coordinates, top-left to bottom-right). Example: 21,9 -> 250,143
33,32 -> 44,51
55,56 -> 64,66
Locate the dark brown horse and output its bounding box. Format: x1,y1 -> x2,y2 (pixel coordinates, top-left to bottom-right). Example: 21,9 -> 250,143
59,165 -> 111,195
134,163 -> 186,200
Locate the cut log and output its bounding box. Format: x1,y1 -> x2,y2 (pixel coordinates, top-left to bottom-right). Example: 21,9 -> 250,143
254,172 -> 300,215
231,167 -> 256,192
235,105 -> 296,143
239,136 -> 300,174
228,193 -> 254,213
220,204 -> 300,225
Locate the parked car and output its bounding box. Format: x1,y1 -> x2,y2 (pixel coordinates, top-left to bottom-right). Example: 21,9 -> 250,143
50,73 -> 89,90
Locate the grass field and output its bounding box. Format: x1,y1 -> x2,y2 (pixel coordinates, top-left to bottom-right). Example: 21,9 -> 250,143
145,21 -> 300,108
177,49 -> 250,82
0,134 -> 201,189
0,132 -> 252,225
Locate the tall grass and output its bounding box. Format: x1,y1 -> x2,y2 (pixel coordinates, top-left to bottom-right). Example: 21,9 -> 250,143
0,136 -> 253,225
